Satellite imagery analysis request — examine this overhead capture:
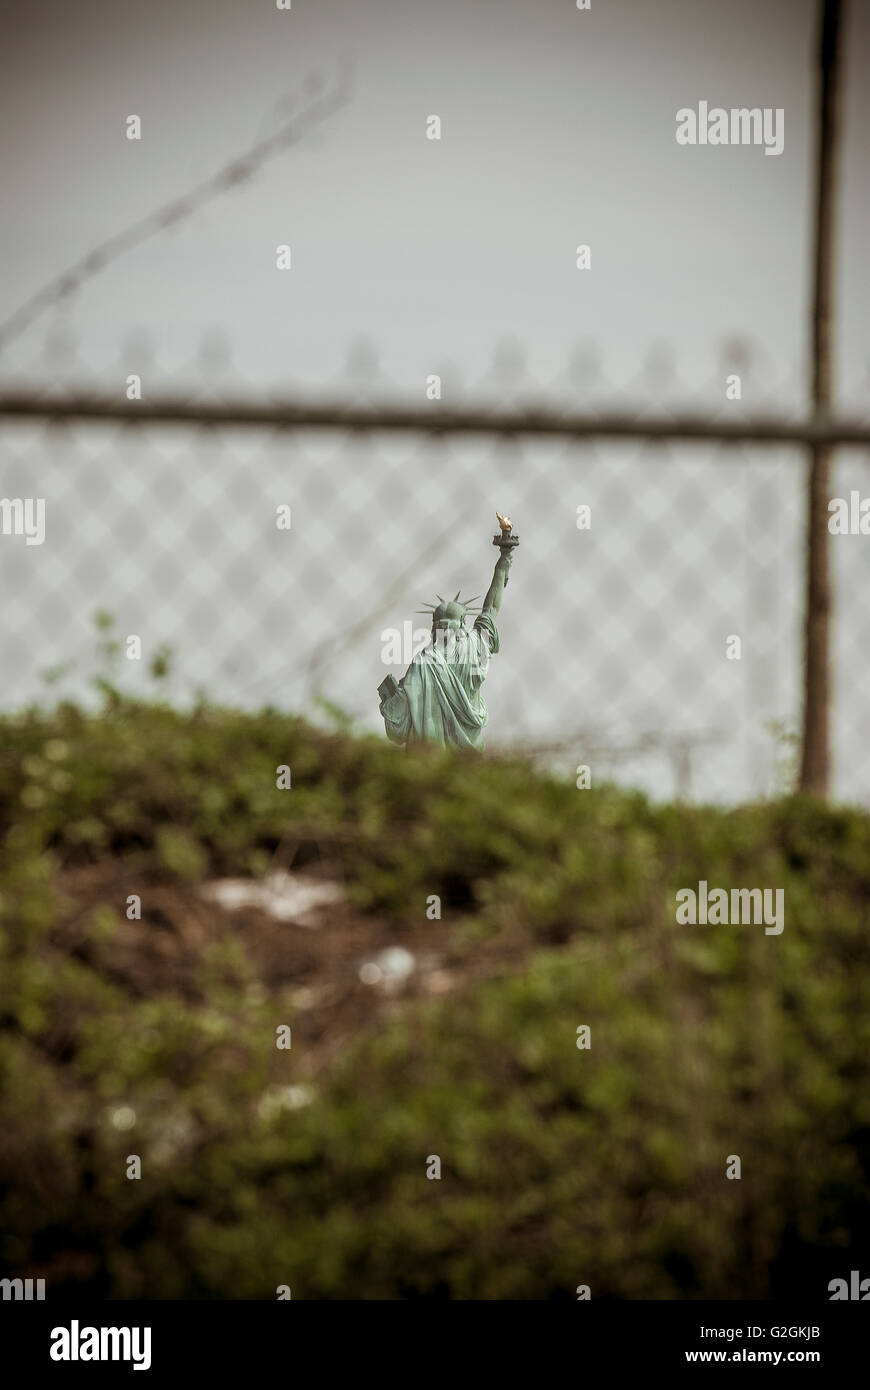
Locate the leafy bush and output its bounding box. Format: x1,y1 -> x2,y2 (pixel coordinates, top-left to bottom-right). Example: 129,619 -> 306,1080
1,698 -> 868,1298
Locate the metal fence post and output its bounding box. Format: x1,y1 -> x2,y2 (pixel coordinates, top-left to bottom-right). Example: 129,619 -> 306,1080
799,0 -> 846,796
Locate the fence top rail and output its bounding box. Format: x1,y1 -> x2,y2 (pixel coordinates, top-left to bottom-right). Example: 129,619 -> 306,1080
0,393 -> 868,447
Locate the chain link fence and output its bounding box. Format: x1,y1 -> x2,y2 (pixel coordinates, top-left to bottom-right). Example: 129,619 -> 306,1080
1,330 -> 869,805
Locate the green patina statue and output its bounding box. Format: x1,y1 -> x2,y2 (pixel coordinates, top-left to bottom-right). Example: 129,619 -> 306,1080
378,514 -> 519,750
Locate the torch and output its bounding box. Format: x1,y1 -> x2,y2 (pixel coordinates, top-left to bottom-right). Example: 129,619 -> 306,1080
493,512 -> 520,584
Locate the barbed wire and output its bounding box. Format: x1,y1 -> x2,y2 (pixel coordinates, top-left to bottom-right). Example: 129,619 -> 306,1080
0,63 -> 353,354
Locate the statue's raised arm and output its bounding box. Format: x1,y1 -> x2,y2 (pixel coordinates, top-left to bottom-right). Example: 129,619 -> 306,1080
483,512 -> 520,614
481,548 -> 512,615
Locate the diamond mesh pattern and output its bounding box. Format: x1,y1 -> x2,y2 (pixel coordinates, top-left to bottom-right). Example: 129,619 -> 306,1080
1,341 -> 867,805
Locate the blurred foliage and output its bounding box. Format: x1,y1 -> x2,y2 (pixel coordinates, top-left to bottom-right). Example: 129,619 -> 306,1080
0,695 -> 869,1298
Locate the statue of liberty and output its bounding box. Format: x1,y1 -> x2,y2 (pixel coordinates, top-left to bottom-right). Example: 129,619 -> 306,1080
378,515 -> 518,750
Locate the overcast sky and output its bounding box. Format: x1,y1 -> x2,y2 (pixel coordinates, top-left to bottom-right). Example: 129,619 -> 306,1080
1,0 -> 868,391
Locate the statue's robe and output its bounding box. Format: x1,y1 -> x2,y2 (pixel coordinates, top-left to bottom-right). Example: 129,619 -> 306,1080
380,612 -> 499,751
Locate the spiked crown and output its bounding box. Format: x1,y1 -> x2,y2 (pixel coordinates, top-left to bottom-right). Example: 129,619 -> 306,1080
416,590 -> 481,629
